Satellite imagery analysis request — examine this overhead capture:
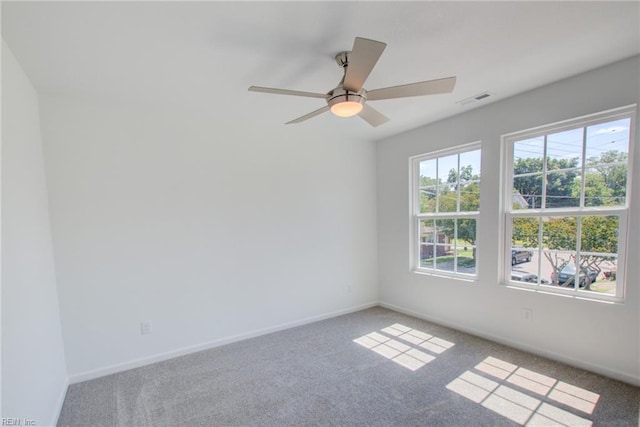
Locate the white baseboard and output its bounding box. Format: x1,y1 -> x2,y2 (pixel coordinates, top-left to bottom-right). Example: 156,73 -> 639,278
68,300 -> 638,387
68,301 -> 378,384
53,378 -> 69,427
379,301 -> 640,387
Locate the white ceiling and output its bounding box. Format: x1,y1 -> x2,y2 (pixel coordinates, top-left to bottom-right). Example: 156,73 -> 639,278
2,1 -> 639,141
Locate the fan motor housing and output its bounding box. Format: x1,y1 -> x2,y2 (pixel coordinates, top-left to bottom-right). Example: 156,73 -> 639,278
327,87 -> 367,109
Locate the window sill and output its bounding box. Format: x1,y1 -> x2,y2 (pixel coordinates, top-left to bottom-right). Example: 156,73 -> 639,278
502,282 -> 624,305
413,269 -> 478,283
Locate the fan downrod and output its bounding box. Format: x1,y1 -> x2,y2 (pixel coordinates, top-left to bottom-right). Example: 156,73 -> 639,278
330,50 -> 365,110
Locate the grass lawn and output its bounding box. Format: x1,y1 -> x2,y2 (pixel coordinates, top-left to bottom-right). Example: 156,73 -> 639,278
422,249 -> 476,267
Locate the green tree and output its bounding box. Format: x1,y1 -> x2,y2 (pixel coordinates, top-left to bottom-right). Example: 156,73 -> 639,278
437,168 -> 480,258
447,165 -> 474,184
419,175 -> 439,213
573,172 -> 613,207
512,217 -> 538,247
587,150 -> 627,205
513,157 -> 579,208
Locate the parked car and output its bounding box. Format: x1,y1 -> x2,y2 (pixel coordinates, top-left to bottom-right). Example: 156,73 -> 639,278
510,269 -> 549,284
550,262 -> 598,287
510,270 -> 538,283
511,248 -> 533,265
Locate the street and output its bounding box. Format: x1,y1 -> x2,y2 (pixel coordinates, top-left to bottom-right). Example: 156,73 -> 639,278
510,250 -> 617,295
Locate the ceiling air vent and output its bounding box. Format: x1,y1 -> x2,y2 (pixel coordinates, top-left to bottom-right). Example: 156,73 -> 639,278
457,92 -> 491,107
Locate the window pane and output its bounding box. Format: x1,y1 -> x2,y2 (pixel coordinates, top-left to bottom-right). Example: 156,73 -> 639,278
583,168 -> 625,207
546,128 -> 583,171
433,219 -> 454,272
512,217 -> 539,250
453,245 -> 477,275
438,183 -> 457,213
459,252 -> 477,275
542,216 -> 577,252
459,182 -> 480,211
456,219 -> 476,274
510,217 -> 540,284
583,119 -> 629,208
545,171 -> 580,208
435,219 -> 454,243
514,137 -> 544,175
420,244 -> 435,269
419,159 -> 437,213
434,245 -> 454,272
585,118 -> 630,165
542,216 -> 578,289
459,149 -> 481,182
580,256 -> 617,296
419,159 -> 437,182
419,219 -> 435,268
574,259 -> 601,290
513,174 -> 542,209
420,185 -> 437,213
456,218 -> 476,247
580,216 -> 618,255
510,266 -> 540,284
420,219 -> 436,243
547,252 -> 579,289
438,154 -> 459,185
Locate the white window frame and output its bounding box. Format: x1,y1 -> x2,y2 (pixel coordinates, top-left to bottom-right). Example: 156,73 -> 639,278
410,142 -> 481,280
501,105 -> 636,302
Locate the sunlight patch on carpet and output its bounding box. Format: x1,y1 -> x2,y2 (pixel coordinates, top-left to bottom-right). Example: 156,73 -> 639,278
446,356 -> 598,426
353,323 -> 454,371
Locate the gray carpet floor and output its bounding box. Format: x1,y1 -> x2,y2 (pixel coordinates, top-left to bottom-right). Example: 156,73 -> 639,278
57,307 -> 639,426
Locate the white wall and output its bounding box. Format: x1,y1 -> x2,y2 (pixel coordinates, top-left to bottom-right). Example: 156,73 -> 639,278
377,56 -> 640,385
38,93 -> 378,380
1,40 -> 69,425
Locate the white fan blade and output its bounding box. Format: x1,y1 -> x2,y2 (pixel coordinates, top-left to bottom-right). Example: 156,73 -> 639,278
343,37 -> 386,92
366,77 -> 456,101
249,86 -> 327,99
286,106 -> 330,124
358,104 -> 389,127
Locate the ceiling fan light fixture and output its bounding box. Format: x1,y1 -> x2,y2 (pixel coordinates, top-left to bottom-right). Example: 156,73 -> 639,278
328,93 -> 365,118
331,100 -> 363,117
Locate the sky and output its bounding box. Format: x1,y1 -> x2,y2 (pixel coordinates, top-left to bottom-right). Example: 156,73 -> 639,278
417,117 -> 630,186
513,118 -> 630,167
419,149 -> 481,183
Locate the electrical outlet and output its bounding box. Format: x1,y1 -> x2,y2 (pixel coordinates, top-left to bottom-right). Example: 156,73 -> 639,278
523,308 -> 533,322
141,320 -> 152,335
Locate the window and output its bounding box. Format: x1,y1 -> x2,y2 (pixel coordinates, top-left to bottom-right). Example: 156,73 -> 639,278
411,143 -> 481,278
503,105 -> 635,300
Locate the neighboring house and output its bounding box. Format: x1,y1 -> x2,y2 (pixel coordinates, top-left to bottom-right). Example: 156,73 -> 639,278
420,224 -> 451,258
512,192 -> 529,209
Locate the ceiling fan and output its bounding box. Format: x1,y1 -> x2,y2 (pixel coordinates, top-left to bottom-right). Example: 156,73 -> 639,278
248,37 -> 456,127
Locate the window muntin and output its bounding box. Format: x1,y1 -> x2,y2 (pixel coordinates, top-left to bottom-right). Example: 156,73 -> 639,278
504,106 -> 634,300
413,144 -> 481,278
